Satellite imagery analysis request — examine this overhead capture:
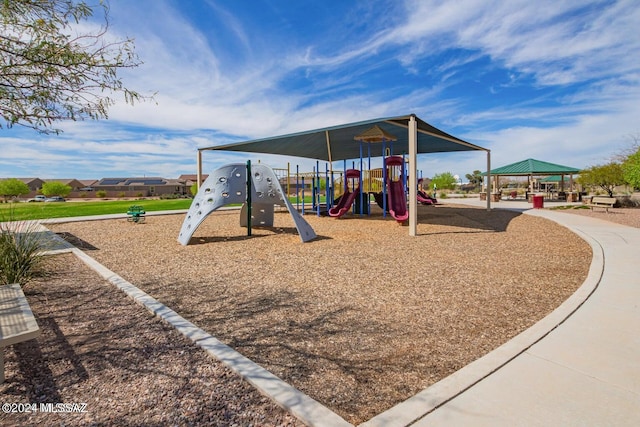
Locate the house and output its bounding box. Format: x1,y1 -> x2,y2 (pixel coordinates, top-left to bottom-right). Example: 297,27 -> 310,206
15,178 -> 46,192
93,177 -> 189,197
178,174 -> 208,186
51,179 -> 86,191
78,179 -> 98,189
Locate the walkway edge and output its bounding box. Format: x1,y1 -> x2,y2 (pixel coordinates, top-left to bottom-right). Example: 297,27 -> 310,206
360,210 -> 605,427
68,247 -> 352,427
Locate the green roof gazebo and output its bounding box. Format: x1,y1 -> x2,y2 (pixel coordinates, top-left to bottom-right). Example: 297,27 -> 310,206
483,158 -> 581,200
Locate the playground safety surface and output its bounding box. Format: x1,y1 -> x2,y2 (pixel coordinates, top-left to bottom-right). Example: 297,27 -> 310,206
19,204 -> 591,425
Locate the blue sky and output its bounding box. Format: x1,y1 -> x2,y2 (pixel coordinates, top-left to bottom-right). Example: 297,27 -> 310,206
1,0 -> 639,181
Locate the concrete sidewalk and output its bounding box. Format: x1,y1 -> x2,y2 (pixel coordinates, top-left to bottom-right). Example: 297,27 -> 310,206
365,198 -> 639,426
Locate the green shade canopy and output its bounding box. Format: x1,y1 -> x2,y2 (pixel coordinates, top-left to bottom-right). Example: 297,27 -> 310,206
200,114 -> 487,162
483,158 -> 581,176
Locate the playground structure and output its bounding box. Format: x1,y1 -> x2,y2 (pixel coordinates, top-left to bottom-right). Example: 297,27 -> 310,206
181,126 -> 449,241
178,162 -> 317,245
328,169 -> 361,218
280,126 -> 421,220
267,155 -> 430,221
417,178 -> 437,205
384,156 -> 409,222
195,114 -> 491,237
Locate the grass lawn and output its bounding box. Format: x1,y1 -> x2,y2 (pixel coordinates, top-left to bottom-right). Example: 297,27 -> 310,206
1,195 -> 321,221
0,199 -> 193,221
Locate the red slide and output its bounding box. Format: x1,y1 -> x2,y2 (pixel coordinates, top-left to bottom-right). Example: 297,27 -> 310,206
385,156 -> 408,222
329,169 -> 361,218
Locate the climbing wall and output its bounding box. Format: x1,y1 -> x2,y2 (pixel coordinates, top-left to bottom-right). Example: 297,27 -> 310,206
178,163 -> 316,245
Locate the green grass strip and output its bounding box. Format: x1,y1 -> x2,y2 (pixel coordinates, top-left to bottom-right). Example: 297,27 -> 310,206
0,199 -> 193,221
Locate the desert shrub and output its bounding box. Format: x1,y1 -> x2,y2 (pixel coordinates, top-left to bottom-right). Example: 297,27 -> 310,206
616,196 -> 640,208
118,192 -> 126,198
160,193 -> 182,199
0,220 -> 46,286
96,190 -> 107,198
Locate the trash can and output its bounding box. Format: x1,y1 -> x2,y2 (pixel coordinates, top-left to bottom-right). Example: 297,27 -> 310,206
532,194 -> 544,209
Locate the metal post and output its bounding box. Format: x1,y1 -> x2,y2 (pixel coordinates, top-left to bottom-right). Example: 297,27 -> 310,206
382,140 -> 387,218
246,160 -> 252,236
196,150 -> 202,191
287,162 -> 291,199
296,164 -> 300,211
408,115 -> 418,236
316,161 -> 320,216
486,151 -> 491,210
359,140 -> 364,216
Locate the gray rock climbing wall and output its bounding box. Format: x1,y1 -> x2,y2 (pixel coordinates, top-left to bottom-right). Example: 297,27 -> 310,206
178,163 -> 316,245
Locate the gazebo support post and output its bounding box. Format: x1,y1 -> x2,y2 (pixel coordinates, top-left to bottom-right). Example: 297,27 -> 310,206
486,151 -> 491,210
408,115 -> 417,236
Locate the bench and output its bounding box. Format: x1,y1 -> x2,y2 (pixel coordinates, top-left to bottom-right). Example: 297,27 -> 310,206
0,283 -> 41,383
586,196 -> 616,213
126,205 -> 146,223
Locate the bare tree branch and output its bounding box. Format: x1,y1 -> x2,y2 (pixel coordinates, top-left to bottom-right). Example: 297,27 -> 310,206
0,0 -> 151,134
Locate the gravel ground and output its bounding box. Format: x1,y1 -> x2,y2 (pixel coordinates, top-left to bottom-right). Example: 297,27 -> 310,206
2,203 -> 599,425
0,253 -> 300,427
554,205 -> 640,228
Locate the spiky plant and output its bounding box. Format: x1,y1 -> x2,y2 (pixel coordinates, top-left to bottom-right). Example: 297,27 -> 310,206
0,214 -> 47,286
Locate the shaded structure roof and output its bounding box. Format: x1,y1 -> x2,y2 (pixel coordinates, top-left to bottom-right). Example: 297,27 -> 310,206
200,114 -> 487,162
484,158 -> 581,176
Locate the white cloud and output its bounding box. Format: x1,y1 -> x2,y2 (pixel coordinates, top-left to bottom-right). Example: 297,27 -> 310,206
2,0 -> 639,184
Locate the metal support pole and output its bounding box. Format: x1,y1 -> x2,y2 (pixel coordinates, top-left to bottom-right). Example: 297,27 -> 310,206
301,176 -> 305,215
486,151 -> 491,210
316,161 -> 320,216
246,160 -> 252,236
408,115 -> 418,236
287,162 -> 290,198
382,140 -> 387,218
359,140 -> 364,216
196,150 -> 203,191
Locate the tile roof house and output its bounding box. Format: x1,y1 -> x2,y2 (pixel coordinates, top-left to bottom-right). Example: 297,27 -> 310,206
93,177 -> 189,197
178,174 -> 208,185
52,179 -> 85,191
15,178 -> 45,192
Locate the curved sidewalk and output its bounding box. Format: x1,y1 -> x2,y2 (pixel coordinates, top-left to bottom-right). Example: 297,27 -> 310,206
372,199 -> 640,426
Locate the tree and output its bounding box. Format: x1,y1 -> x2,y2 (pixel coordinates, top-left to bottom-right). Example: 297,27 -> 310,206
41,181 -> 71,197
622,148 -> 640,190
577,162 -> 625,197
0,178 -> 30,201
430,172 -> 457,191
465,170 -> 484,190
1,0 -> 146,134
